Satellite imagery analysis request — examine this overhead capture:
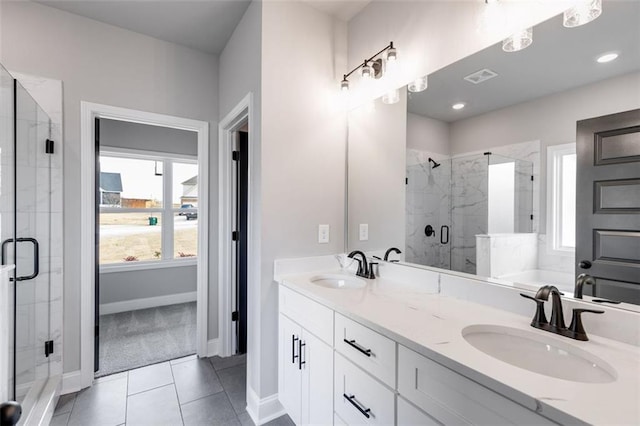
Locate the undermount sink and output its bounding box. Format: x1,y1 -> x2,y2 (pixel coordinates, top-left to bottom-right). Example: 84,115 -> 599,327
462,325 -> 617,383
310,274 -> 366,289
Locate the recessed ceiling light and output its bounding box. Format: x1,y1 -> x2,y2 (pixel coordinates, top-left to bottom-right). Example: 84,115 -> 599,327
596,53 -> 619,63
452,103 -> 466,110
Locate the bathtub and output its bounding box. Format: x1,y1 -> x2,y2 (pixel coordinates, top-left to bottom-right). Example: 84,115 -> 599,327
498,269 -> 574,294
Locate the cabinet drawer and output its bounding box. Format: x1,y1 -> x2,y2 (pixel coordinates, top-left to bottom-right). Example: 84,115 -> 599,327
334,353 -> 395,425
398,345 -> 556,425
397,397 -> 441,426
279,285 -> 333,345
334,313 -> 396,388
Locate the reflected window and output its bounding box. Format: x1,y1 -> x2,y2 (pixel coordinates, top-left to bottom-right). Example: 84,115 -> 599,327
547,144 -> 576,252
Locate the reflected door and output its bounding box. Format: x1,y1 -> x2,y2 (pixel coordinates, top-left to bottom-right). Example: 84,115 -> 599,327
576,109 -> 640,303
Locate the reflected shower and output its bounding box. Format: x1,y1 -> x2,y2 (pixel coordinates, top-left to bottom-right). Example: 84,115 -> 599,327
428,157 -> 441,169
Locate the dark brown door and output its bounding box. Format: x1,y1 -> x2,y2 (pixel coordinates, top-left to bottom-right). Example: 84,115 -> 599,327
576,109 -> 640,304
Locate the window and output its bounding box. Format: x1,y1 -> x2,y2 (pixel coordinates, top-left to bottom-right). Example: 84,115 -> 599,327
547,143 -> 576,252
99,150 -> 198,268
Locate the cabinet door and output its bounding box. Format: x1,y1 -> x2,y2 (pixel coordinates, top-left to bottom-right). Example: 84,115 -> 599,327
279,314 -> 302,425
301,330 -> 333,425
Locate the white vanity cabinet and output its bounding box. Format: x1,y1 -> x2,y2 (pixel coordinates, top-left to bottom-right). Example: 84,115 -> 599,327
278,284 -> 558,426
278,287 -> 334,426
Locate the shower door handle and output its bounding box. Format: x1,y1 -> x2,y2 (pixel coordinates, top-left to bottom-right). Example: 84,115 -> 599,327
1,238 -> 12,265
440,226 -> 449,244
16,238 -> 39,281
7,238 -> 40,282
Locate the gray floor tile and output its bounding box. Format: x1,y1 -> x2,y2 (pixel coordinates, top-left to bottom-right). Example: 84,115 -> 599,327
216,364 -> 245,393
67,376 -> 127,426
54,393 -> 76,415
209,354 -> 246,371
226,388 -> 247,415
181,392 -> 239,426
128,362 -> 174,395
126,384 -> 183,426
237,411 -> 255,426
50,412 -> 70,426
171,358 -> 224,404
264,415 -> 295,426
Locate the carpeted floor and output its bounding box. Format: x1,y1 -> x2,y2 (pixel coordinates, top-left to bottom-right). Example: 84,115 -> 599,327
96,302 -> 196,377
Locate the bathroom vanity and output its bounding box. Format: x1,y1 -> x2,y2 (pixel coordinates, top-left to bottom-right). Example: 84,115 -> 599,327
276,259 -> 639,425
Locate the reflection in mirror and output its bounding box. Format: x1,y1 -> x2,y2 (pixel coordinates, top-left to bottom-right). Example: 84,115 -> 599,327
347,2 -> 640,305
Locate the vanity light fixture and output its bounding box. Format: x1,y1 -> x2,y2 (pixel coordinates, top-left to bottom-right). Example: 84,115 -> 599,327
596,52 -> 619,63
502,27 -> 533,52
408,76 -> 428,93
452,102 -> 466,110
339,41 -> 397,92
563,0 -> 602,28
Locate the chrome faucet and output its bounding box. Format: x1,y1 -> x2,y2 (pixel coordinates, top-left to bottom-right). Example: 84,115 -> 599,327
348,251 -> 369,278
521,285 -> 604,341
383,247 -> 402,262
574,273 -> 596,299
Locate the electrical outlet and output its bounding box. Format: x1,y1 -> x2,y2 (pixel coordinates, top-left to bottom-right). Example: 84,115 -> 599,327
318,224 -> 330,243
359,224 -> 368,241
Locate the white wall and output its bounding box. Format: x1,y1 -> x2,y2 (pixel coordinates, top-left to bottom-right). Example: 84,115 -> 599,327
406,112 -> 449,155
260,0 -> 347,400
0,1 -> 219,373
100,266 -> 196,305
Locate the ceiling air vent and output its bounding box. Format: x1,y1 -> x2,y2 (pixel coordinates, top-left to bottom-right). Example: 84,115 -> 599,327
463,68 -> 498,84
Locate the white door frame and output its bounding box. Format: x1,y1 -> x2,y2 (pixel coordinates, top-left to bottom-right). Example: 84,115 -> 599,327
218,93 -> 254,357
80,101 -> 209,388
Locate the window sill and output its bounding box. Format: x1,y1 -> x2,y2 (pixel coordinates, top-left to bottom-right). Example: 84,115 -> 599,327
99,258 -> 197,274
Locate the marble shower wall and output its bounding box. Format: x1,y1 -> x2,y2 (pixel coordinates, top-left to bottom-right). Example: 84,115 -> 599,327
406,149 -> 451,269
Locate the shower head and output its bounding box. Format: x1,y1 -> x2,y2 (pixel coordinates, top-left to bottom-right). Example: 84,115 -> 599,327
428,157 -> 441,169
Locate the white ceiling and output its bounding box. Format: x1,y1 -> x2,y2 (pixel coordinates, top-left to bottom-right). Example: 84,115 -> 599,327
302,0 -> 370,21
408,1 -> 640,123
36,0 -> 252,55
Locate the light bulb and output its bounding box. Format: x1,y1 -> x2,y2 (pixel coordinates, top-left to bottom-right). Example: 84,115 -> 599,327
564,0 -> 602,28
361,62 -> 372,80
382,89 -> 400,105
408,76 -> 428,93
341,77 -> 349,91
502,27 -> 533,52
596,53 -> 618,63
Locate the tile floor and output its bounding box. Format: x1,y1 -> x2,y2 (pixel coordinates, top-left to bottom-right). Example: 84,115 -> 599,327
51,354 -> 293,426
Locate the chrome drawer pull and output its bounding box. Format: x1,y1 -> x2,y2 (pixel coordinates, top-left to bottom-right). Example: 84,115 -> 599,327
343,339 -> 372,357
343,394 -> 371,419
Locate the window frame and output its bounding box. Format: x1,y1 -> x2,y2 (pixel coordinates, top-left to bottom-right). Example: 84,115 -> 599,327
546,143 -> 577,254
98,147 -> 198,272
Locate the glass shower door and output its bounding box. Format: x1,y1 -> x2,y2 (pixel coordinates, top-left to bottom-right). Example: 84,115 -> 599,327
13,82 -> 51,402
0,66 -> 16,404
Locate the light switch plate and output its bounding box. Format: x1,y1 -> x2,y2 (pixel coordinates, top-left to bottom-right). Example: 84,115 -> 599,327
318,224 -> 330,243
359,224 -> 368,241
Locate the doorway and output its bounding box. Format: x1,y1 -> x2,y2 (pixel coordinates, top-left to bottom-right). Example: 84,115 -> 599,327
94,118 -> 203,376
233,129 -> 249,354
80,102 -> 210,388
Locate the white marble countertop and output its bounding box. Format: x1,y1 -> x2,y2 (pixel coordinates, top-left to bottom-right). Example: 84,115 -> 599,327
279,270 -> 640,425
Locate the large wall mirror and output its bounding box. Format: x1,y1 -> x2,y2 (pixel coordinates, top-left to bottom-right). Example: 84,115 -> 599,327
347,2 -> 640,306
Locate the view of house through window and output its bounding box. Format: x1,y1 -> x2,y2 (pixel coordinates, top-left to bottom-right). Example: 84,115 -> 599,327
99,153 -> 198,264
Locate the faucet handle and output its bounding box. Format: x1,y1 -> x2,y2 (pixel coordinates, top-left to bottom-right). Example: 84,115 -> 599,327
520,293 -> 548,327
367,262 -> 378,279
568,308 -> 604,341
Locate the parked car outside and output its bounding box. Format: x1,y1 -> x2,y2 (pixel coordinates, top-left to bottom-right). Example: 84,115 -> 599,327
178,204 -> 195,216
185,211 -> 198,220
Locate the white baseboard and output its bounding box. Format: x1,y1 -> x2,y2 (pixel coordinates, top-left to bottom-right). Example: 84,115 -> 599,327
61,370 -> 82,394
99,291 -> 197,315
246,386 -> 286,425
207,339 -> 220,357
